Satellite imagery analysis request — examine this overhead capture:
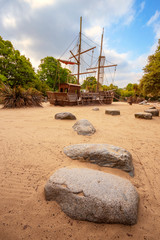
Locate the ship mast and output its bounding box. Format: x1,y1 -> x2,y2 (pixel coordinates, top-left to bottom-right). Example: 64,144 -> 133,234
68,17 -> 96,83
97,28 -> 104,92
77,16 -> 82,84
87,28 -> 117,92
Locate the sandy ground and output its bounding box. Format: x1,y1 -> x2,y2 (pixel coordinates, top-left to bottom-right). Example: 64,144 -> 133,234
0,102 -> 160,240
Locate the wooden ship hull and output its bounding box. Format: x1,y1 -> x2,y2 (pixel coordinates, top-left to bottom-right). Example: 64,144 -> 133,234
47,88 -> 114,106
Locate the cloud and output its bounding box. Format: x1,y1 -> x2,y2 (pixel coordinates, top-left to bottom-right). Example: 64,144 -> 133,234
147,10 -> 160,26
2,15 -> 17,28
139,1 -> 145,13
0,0 -> 144,87
146,10 -> 160,45
84,26 -> 102,39
23,0 -> 57,9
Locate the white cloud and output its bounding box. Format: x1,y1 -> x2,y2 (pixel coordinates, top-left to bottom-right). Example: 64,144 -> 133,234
13,37 -> 33,49
140,1 -> 145,13
0,0 -> 145,87
2,15 -> 17,28
23,0 -> 57,9
147,10 -> 160,26
154,22 -> 160,39
84,26 -> 102,39
12,37 -> 40,69
84,0 -> 135,27
146,10 -> 160,44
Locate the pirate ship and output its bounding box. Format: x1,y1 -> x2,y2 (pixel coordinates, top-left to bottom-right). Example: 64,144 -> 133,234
47,17 -> 117,106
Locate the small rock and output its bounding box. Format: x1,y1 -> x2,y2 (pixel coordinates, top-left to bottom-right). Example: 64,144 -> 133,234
135,112 -> 152,119
45,168 -> 139,225
148,106 -> 156,109
64,143 -> 134,176
105,109 -> 120,115
55,112 -> 76,120
72,119 -> 96,136
92,108 -> 99,111
144,109 -> 159,116
139,100 -> 149,105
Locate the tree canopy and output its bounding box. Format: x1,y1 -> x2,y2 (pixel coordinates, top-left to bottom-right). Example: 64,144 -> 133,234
81,76 -> 101,92
0,36 -> 37,88
37,56 -> 76,91
139,39 -> 160,97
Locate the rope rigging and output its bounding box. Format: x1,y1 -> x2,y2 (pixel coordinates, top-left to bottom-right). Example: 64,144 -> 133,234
57,23 -> 117,87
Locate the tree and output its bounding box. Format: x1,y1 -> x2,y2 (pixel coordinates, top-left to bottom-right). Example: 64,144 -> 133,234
0,36 -> 37,88
139,39 -> 160,97
81,76 -> 100,92
0,74 -> 7,86
37,57 -> 76,91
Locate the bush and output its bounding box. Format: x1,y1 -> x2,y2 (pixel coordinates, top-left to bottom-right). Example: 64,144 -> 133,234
0,84 -> 43,108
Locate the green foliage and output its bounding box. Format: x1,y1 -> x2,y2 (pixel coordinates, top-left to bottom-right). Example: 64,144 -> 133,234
37,57 -> 76,91
0,84 -> 43,108
81,76 -> 100,92
139,39 -> 160,97
34,79 -> 50,96
118,83 -> 140,98
0,36 -> 37,88
0,74 -> 7,84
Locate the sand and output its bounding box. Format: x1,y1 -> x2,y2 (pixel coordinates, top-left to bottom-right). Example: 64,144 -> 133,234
0,102 -> 160,240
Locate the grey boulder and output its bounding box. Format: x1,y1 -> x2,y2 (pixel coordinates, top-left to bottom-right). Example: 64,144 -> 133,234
72,119 -> 96,136
44,168 -> 139,225
144,109 -> 159,116
64,143 -> 134,176
92,107 -> 99,111
105,109 -> 120,115
55,112 -> 76,120
135,112 -> 152,119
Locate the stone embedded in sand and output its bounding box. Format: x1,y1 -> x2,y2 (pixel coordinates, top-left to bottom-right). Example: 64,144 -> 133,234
55,112 -> 76,120
105,109 -> 120,115
144,109 -> 159,116
63,143 -> 134,176
135,112 -> 152,119
139,100 -> 148,105
92,107 -> 99,111
148,106 -> 156,109
72,119 -> 96,136
44,168 -> 139,225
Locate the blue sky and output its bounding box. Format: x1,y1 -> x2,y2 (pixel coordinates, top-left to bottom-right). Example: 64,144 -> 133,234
0,0 -> 160,87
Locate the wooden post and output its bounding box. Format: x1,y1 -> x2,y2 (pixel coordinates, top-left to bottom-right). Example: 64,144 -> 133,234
97,28 -> 104,92
77,16 -> 82,84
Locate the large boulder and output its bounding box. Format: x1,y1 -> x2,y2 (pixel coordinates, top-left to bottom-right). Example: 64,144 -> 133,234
45,168 -> 139,225
135,112 -> 152,119
72,119 -> 96,136
64,143 -> 134,176
105,109 -> 120,115
55,112 -> 76,120
144,109 -> 159,116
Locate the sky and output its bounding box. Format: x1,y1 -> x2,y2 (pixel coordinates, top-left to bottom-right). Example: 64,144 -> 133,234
0,0 -> 160,87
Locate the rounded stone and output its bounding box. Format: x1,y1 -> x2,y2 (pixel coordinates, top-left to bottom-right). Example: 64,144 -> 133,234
45,168 -> 139,225
64,143 -> 134,176
55,112 -> 76,120
135,112 -> 152,119
148,106 -> 156,109
105,109 -> 120,115
72,119 -> 96,136
144,109 -> 159,116
92,108 -> 99,111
